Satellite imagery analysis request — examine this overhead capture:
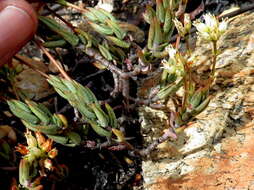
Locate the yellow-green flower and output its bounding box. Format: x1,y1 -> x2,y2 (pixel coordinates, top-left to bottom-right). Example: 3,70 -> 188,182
173,18 -> 186,37
173,13 -> 192,37
184,14 -> 192,33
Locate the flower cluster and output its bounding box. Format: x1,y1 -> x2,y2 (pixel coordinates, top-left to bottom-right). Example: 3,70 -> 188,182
162,45 -> 184,76
16,131 -> 58,189
193,13 -> 228,42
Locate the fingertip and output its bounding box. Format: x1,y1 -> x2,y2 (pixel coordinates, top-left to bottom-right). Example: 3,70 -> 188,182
0,0 -> 38,29
0,0 -> 38,66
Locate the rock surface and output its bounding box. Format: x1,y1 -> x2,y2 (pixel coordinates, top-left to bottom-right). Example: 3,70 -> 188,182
140,10 -> 254,190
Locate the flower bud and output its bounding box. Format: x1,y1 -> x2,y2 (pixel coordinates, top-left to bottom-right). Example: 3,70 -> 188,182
48,148 -> 58,159
35,132 -> 46,148
184,13 -> 191,33
41,139 -> 53,152
44,159 -> 53,171
25,131 -> 37,148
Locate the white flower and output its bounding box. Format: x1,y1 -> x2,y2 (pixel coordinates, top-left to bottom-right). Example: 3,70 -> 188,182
203,14 -> 218,29
165,45 -> 177,59
161,50 -> 184,77
161,59 -> 172,71
161,59 -> 179,75
96,0 -> 113,13
193,13 -> 228,42
218,20 -> 228,33
194,22 -> 208,33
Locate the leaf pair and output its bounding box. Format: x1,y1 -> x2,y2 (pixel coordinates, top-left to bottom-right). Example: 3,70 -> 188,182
84,8 -> 130,52
39,16 -> 79,46
47,76 -> 118,137
7,99 -> 81,146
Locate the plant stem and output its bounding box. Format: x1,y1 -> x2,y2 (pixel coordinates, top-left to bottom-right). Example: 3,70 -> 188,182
211,40 -> 217,77
183,34 -> 192,110
182,60 -> 191,111
138,128 -> 177,156
34,39 -> 71,81
175,35 -> 181,50
185,34 -> 191,56
84,47 -> 141,79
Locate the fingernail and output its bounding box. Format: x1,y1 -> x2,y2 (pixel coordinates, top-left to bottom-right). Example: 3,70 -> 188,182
0,3 -> 37,66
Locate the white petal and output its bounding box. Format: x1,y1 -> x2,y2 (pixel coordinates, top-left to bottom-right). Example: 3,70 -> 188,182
165,45 -> 177,58
96,0 -> 113,12
194,22 -> 208,33
219,20 -> 228,32
204,14 -> 217,29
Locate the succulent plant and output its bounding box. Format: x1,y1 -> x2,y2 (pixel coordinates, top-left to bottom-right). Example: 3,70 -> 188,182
3,0 -> 230,187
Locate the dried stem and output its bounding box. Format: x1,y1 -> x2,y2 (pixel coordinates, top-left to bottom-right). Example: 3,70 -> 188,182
111,72 -> 120,97
65,2 -> 86,13
34,39 -> 71,81
84,48 -> 124,76
175,0 -> 187,18
13,55 -> 49,79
